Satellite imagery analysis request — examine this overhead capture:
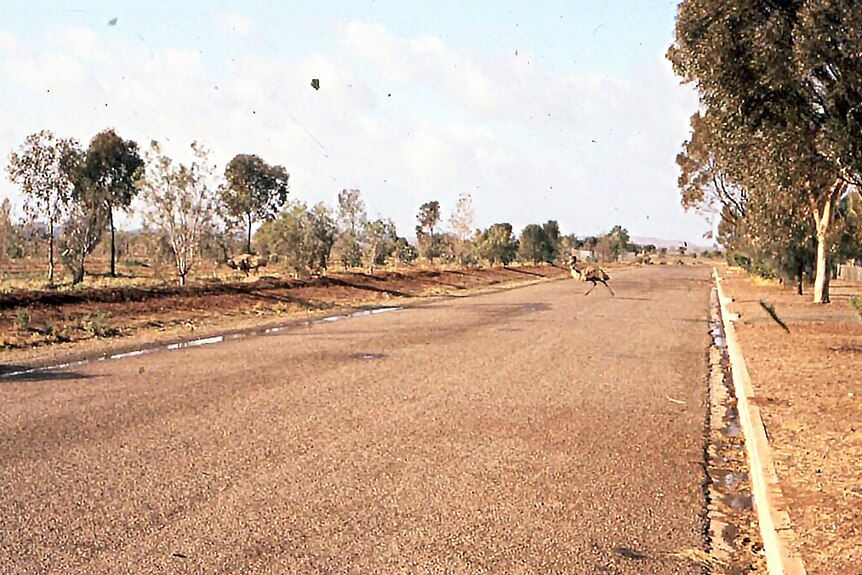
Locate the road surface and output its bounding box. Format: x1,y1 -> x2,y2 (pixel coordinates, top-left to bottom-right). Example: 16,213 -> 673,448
1,265 -> 713,574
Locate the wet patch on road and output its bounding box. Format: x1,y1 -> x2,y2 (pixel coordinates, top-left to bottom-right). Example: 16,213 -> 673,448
348,352 -> 386,361
0,306 -> 404,382
705,287 -> 766,573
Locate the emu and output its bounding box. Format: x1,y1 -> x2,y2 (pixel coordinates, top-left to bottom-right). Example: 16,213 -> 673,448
570,256 -> 614,296
226,253 -> 268,276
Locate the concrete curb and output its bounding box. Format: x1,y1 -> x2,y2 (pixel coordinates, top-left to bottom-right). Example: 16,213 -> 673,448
713,268 -> 806,575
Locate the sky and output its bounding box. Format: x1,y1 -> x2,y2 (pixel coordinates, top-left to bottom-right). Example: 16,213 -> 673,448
0,1 -> 710,244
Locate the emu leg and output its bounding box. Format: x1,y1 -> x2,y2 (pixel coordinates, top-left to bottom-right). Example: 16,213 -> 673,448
601,280 -> 615,296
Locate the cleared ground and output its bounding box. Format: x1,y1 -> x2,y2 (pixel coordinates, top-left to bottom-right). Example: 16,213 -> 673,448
0,265 -> 713,574
722,270 -> 862,574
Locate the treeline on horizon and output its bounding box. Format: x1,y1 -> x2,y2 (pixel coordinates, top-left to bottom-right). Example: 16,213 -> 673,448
0,128 -> 689,289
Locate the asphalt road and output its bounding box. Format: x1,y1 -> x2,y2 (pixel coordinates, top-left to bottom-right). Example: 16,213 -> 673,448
1,265 -> 713,574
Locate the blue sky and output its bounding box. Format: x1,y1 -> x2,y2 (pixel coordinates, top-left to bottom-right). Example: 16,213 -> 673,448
0,1 -> 709,243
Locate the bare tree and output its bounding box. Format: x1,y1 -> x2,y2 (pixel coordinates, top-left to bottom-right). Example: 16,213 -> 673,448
337,189 -> 367,234
448,193 -> 474,265
140,141 -> 219,286
0,198 -> 14,266
6,130 -> 78,285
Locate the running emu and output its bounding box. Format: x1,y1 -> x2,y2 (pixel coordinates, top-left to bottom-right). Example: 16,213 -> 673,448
570,256 -> 615,296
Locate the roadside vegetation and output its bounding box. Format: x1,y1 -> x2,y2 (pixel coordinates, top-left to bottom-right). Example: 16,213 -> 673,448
1,129 -> 696,292
670,1 -> 862,303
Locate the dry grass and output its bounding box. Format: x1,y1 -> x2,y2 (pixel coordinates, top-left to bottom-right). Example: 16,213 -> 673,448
665,548 -> 729,569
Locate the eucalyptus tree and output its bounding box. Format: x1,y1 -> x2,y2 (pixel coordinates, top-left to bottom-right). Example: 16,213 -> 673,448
475,223 -> 518,266
542,220 -> 561,263
255,201 -> 335,275
362,218 -> 398,270
60,145 -> 112,284
518,224 -> 548,264
84,129 -> 144,277
334,189 -> 367,268
669,0 -> 862,302
221,154 -> 290,254
416,200 -> 441,262
141,141 -> 220,286
6,130 -> 78,285
606,225 -> 631,261
0,198 -> 15,264
677,111 -> 747,227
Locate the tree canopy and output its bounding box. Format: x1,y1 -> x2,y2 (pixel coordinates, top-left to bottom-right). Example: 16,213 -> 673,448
83,128 -> 144,276
221,154 -> 290,253
669,0 -> 862,302
6,130 -> 79,284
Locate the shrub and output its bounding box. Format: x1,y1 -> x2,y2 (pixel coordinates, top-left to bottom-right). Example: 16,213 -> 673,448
14,308 -> 30,332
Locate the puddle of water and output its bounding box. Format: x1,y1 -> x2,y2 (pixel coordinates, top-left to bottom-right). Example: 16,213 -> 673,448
321,307 -> 403,324
722,523 -> 740,547
110,349 -> 149,360
712,469 -> 749,489
370,307 -> 401,315
166,335 -> 224,350
614,547 -> 647,560
722,493 -> 753,511
349,353 -> 385,361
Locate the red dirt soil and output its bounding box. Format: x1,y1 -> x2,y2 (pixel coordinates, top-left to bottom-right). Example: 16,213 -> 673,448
720,268 -> 862,575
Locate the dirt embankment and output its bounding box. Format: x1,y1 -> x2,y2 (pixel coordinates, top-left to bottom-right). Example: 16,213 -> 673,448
0,265 -> 567,369
720,268 -> 862,574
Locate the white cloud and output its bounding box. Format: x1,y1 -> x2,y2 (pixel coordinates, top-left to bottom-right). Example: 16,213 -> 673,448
0,20 -> 705,242
212,13 -> 255,37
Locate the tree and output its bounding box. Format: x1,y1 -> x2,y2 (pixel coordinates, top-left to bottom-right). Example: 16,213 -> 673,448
542,220 -> 561,263
60,144 -> 111,284
362,218 -> 398,270
394,237 -> 419,264
141,141 -> 219,286
0,198 -> 15,264
449,193 -> 475,265
669,1 -> 862,303
221,154 -> 290,253
6,130 -> 78,285
518,224 -> 548,264
416,200 -> 441,262
475,223 -> 518,265
255,201 -> 335,276
333,189 -> 367,268
336,189 -> 367,234
606,225 -> 631,261
84,129 -> 144,277
677,111 -> 748,227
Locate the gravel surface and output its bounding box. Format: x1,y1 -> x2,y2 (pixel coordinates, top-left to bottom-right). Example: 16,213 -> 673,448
1,265 -> 713,574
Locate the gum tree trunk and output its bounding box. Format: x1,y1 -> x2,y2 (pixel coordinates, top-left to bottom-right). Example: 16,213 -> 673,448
109,208 -> 117,277
47,220 -> 55,286
811,178 -> 845,305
